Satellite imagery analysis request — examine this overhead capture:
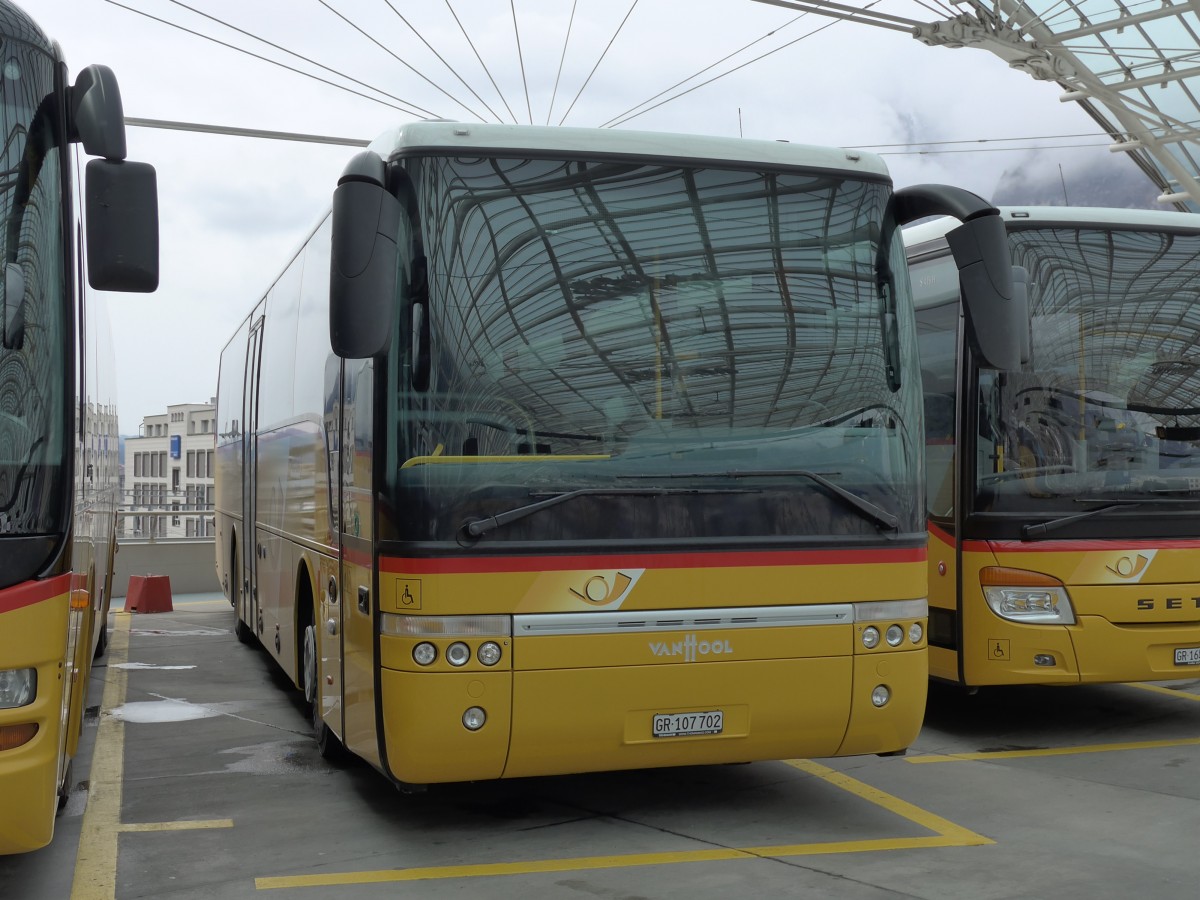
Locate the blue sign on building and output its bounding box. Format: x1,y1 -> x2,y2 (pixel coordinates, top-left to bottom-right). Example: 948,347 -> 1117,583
170,434 -> 181,459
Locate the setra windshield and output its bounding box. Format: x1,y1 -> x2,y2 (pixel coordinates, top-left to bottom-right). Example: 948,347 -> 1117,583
0,30 -> 69,588
974,225 -> 1200,529
381,152 -> 922,548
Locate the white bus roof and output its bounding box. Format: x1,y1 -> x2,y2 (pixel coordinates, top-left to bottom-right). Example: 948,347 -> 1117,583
904,205 -> 1200,249
367,120 -> 890,179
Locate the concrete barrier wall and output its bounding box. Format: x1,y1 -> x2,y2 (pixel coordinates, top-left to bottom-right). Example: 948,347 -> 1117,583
113,539 -> 221,598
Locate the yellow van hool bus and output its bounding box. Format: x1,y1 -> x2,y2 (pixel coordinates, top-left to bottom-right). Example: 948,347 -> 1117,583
905,206 -> 1200,688
0,0 -> 158,855
214,120 -> 1018,786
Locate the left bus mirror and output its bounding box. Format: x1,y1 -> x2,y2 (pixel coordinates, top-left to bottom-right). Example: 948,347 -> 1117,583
85,158 -> 159,292
70,64 -> 127,160
330,153 -> 400,359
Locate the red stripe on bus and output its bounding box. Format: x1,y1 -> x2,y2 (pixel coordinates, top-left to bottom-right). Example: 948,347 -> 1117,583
0,574 -> 73,615
377,547 -> 924,575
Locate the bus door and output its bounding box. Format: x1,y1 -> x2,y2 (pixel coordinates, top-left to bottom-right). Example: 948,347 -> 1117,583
338,357 -> 380,766
242,317 -> 264,637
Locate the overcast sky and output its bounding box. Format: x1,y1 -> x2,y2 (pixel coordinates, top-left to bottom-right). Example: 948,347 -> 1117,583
28,0 -> 1134,434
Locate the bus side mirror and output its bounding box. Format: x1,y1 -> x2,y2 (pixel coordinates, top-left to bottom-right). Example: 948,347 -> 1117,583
70,64 -> 127,160
330,152 -> 399,359
946,214 -> 1022,371
85,158 -> 159,292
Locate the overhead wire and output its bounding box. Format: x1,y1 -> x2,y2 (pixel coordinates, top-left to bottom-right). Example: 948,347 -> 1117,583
101,0 -> 435,118
314,0 -> 487,122
444,0 -> 519,124
557,0 -> 641,126
605,3 -> 884,129
597,12 -> 815,129
546,0 -> 579,126
381,0 -> 507,123
510,0 -> 533,124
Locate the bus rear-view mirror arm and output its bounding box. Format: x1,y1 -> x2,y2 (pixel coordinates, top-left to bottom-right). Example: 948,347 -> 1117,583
330,151 -> 401,359
890,184 -> 1023,372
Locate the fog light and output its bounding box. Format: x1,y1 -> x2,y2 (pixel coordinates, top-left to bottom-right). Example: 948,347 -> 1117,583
885,624 -> 904,647
446,642 -> 471,667
871,685 -> 891,707
462,706 -> 486,731
0,668 -> 36,708
477,641 -> 501,666
909,622 -> 923,644
862,626 -> 880,649
412,642 -> 437,666
1033,654 -> 1057,667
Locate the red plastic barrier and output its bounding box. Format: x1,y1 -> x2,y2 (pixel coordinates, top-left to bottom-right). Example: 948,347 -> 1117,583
126,574 -> 173,613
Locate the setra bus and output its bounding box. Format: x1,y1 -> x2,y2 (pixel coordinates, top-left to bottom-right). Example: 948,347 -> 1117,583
214,120 -> 1018,786
906,206 -> 1200,687
0,0 -> 158,855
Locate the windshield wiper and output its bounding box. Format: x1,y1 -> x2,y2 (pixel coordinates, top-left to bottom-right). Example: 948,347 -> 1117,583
461,486 -> 747,539
1022,495 -> 1200,539
1022,501 -> 1143,539
624,468 -> 900,531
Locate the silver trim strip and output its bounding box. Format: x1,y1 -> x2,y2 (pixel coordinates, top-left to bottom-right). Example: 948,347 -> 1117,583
515,604 -> 853,637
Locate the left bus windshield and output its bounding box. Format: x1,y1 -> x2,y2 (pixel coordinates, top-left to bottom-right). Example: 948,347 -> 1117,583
0,35 -> 68,586
382,153 -> 921,546
975,225 -> 1200,519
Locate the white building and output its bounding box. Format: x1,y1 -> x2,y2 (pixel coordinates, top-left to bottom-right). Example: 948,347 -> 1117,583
124,399 -> 217,538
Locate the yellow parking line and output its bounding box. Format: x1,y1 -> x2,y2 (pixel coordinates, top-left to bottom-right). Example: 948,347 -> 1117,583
784,759 -> 992,845
907,735 -> 1200,764
119,819 -> 235,833
1124,681 -> 1200,702
256,758 -> 989,890
71,613 -> 131,900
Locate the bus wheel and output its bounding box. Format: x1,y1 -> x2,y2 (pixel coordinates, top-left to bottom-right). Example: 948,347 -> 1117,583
232,551 -> 254,645
57,759 -> 73,811
303,622 -> 347,763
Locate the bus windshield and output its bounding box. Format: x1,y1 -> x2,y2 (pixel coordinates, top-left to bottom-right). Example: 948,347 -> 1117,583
975,225 -> 1200,518
381,152 -> 921,546
0,36 -> 68,575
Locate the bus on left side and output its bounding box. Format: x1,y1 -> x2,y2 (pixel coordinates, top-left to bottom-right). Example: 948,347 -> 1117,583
0,0 -> 157,855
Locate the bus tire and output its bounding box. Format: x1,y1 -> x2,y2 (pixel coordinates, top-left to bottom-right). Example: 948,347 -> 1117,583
231,546 -> 254,645
303,621 -> 348,763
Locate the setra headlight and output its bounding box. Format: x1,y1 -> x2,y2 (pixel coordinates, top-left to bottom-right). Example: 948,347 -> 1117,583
981,567 -> 1075,625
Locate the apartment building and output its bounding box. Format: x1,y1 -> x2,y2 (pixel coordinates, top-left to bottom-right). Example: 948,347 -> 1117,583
124,399 -> 217,538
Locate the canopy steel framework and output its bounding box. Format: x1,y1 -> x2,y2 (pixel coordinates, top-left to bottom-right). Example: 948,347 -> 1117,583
755,0 -> 1200,212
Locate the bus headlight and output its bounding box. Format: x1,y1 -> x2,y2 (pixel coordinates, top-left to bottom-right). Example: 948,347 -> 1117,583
862,626 -> 880,649
981,566 -> 1075,625
871,685 -> 891,707
908,622 -> 924,644
0,668 -> 36,708
412,642 -> 437,666
885,625 -> 904,647
477,642 -> 501,666
446,642 -> 471,667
